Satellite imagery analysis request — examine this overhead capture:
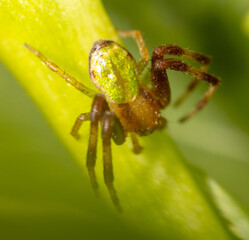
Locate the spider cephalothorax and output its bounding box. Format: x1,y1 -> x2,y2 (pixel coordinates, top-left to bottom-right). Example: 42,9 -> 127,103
25,30 -> 220,211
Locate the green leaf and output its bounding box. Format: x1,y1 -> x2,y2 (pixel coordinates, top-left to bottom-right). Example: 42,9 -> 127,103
0,0 -> 248,239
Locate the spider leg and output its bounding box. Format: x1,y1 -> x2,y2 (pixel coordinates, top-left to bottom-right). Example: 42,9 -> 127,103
151,60 -> 171,109
157,116 -> 167,130
152,45 -> 212,107
118,30 -> 150,74
71,113 -> 126,142
111,117 -> 126,146
130,133 -> 142,154
174,78 -> 200,107
163,45 -> 211,106
71,113 -> 90,138
153,58 -> 220,122
101,111 -> 122,212
87,94 -> 108,197
24,44 -> 97,97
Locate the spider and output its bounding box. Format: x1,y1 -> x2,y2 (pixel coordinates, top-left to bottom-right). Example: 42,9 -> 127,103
25,30 -> 220,212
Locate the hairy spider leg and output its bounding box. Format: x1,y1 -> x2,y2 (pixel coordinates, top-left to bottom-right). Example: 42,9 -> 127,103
130,133 -> 142,154
101,111 -> 122,212
71,113 -> 90,138
118,30 -> 150,74
153,45 -> 212,107
153,57 -> 220,122
174,78 -> 201,107
151,51 -> 171,109
86,95 -> 122,211
111,117 -> 126,146
71,98 -> 125,210
86,95 -> 108,197
24,44 -> 98,97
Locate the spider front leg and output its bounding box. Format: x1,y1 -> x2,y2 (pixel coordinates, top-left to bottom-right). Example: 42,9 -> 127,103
118,30 -> 150,74
71,113 -> 90,138
152,45 -> 212,108
86,94 -> 108,196
152,57 -> 220,122
158,45 -> 212,107
25,44 -> 98,97
130,133 -> 142,154
101,111 -> 122,212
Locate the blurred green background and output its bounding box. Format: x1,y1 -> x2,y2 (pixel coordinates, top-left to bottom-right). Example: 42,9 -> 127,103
0,0 -> 249,239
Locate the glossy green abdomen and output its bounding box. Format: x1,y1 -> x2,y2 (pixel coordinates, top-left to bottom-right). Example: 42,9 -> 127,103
89,40 -> 139,103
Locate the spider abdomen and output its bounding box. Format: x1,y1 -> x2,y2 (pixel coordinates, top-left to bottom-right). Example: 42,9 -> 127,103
89,40 -> 139,103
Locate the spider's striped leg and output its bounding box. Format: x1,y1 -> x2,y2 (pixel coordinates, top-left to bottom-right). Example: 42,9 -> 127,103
87,94 -> 108,196
25,44 -> 97,97
130,133 -> 142,154
111,117 -> 126,146
101,111 -> 122,212
151,55 -> 171,109
152,58 -> 220,122
152,44 -> 212,107
71,113 -> 90,138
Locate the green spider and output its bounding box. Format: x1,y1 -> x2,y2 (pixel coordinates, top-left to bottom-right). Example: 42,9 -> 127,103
25,30 -> 220,211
